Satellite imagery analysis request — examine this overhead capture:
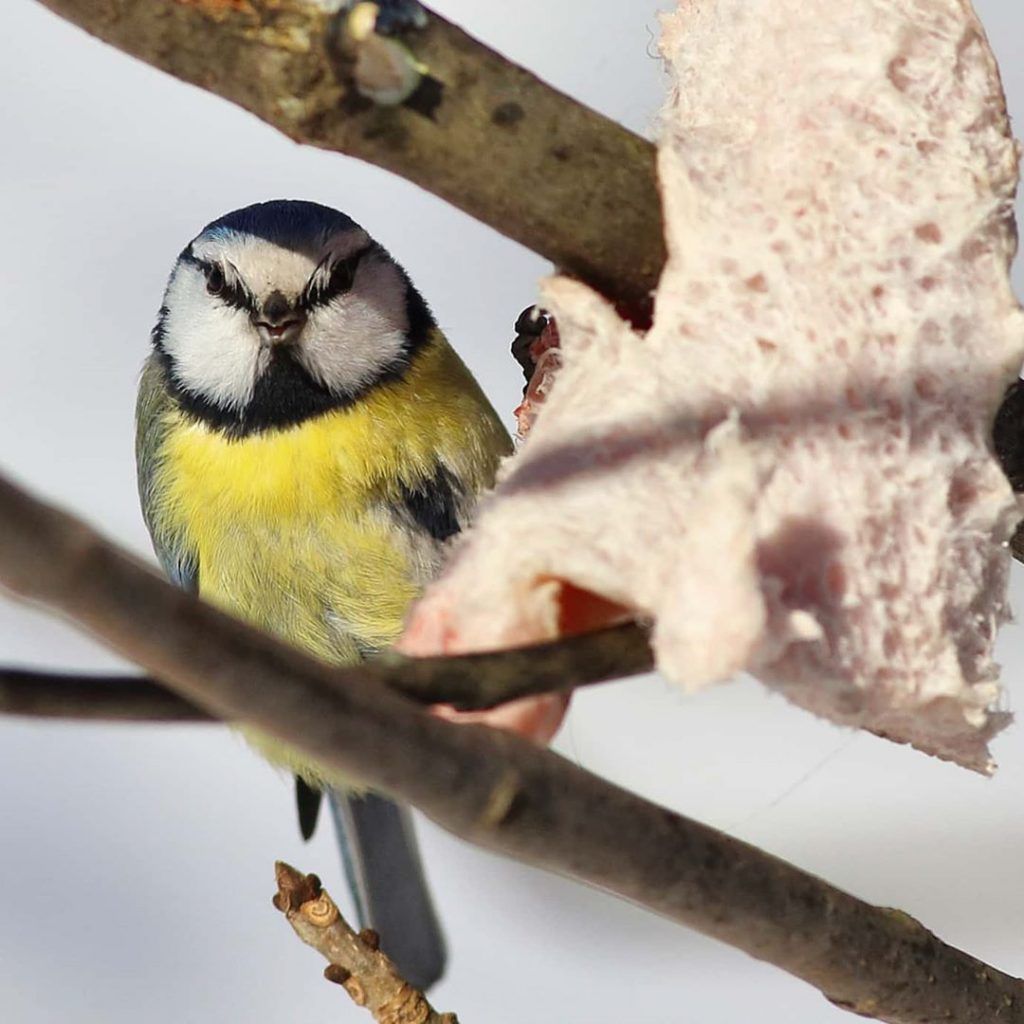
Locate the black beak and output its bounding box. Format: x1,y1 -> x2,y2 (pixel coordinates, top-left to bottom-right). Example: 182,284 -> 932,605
253,290 -> 306,345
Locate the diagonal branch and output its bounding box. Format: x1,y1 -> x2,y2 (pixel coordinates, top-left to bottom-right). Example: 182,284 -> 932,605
33,0 -> 665,321
1,474 -> 1022,1023
0,621 -> 653,722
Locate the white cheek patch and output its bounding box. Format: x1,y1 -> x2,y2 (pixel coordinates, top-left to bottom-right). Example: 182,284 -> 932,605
160,265 -> 266,410
298,257 -> 412,395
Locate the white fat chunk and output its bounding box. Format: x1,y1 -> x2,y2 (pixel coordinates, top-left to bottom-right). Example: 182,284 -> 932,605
404,0 -> 1024,772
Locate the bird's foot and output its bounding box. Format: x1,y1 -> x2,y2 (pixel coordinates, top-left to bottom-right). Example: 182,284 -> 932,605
511,305 -> 553,385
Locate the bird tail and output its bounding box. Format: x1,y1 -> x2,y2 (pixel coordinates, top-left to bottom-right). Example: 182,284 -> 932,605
328,790 -> 447,991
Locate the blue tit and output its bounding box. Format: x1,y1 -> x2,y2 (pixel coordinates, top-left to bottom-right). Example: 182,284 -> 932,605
135,199 -> 512,989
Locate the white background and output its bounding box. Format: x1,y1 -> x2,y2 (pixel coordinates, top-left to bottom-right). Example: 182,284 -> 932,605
2,2 -> 1023,1021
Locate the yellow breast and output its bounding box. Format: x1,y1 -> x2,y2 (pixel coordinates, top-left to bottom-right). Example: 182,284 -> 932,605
151,336 -> 509,662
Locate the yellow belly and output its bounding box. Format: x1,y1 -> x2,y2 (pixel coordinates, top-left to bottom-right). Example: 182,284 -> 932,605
158,416 -> 430,661
155,402 -> 442,784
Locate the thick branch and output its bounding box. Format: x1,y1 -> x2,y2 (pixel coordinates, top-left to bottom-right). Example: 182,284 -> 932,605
33,0 -> 665,320
1,476 -> 1022,1023
274,862 -> 457,1024
0,621 -> 652,721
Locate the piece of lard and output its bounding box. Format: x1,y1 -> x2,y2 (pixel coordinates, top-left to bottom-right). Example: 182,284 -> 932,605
405,0 -> 1024,771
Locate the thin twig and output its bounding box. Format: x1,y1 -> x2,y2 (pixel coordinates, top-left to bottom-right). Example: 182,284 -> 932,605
33,0 -> 665,321
0,669 -> 212,722
0,621 -> 653,722
0,473 -> 1021,1023
274,862 -> 457,1024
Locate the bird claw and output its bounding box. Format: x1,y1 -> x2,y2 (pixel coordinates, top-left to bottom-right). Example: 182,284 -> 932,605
511,306 -> 553,384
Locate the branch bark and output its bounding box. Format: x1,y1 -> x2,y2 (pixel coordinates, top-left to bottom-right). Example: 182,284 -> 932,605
0,621 -> 652,722
274,862 -> 457,1024
1,475 -> 1022,1023
33,0 -> 665,321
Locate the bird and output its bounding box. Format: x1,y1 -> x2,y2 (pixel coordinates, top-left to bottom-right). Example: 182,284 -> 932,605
135,199 -> 512,989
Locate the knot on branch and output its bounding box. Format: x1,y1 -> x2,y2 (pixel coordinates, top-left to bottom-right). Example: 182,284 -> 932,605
324,964 -> 352,986
378,982 -> 431,1024
301,893 -> 340,928
331,1 -> 441,114
343,974 -> 369,1006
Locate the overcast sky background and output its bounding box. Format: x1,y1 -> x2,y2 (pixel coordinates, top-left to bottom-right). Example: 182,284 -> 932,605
2,2 -> 1024,1022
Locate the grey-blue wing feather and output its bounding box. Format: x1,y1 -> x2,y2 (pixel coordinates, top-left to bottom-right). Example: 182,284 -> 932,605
329,790 -> 446,990
154,543 -> 198,592
135,353 -> 199,593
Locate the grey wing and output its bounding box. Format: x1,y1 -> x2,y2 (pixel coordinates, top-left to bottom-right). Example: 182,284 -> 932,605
135,353 -> 199,593
328,790 -> 446,990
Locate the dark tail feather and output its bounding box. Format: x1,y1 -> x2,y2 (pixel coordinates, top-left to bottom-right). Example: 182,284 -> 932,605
328,790 -> 447,990
295,776 -> 323,841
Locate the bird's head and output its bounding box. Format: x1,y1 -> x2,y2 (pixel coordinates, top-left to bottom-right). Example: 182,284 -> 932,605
153,200 -> 433,434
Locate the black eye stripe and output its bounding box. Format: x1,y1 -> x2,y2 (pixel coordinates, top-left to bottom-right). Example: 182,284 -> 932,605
300,246 -> 370,310
220,278 -> 256,312
182,251 -> 257,313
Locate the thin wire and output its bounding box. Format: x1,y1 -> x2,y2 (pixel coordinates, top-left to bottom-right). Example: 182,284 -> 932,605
722,732 -> 858,833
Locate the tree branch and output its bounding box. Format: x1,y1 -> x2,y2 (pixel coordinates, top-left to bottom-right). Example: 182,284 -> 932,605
274,862 -> 457,1024
33,0 -> 664,321
0,621 -> 652,722
0,669 -> 212,722
1,476 -> 1022,1023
